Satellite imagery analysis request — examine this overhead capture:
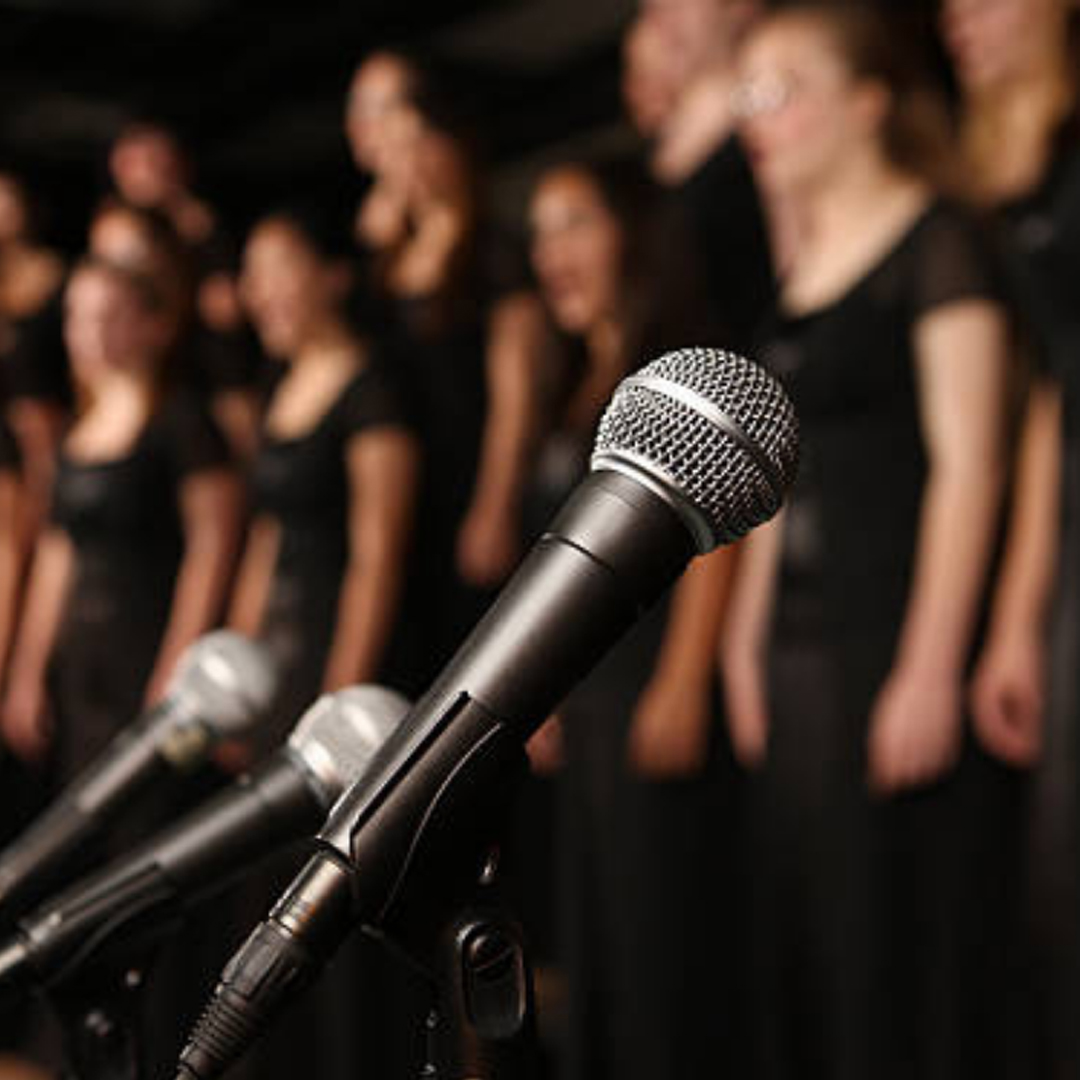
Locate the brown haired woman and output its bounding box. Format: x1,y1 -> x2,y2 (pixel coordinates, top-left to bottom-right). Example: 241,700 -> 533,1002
345,53 -> 547,688
942,0 -> 1080,1071
723,4 -> 1016,1077
1,257 -> 239,776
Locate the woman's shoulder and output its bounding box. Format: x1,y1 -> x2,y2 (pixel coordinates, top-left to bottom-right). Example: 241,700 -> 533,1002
903,197 -> 1004,311
331,351 -> 410,436
152,387 -> 231,472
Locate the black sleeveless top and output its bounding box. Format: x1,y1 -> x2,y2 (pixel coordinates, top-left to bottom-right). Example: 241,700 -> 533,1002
995,118 -> 1080,459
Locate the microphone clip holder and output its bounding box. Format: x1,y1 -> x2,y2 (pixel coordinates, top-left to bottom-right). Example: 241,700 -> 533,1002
48,946 -> 158,1080
414,848 -> 539,1080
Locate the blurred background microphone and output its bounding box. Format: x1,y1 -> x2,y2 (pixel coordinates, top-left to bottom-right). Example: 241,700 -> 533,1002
0,630 -> 278,923
175,347 -> 800,1080
0,683 -> 409,1009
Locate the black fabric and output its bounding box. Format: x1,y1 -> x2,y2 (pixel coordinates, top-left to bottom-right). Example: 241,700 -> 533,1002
668,135 -> 775,352
1,285 -> 71,407
379,296 -> 492,692
250,362 -> 407,748
236,359 -> 425,1080
522,385 -> 743,1080
995,119 -> 1080,1078
752,199 -> 1025,1080
48,389 -> 229,782
16,392 -> 234,1080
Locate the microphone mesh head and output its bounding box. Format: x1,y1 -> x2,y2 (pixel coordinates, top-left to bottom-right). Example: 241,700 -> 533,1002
592,347 -> 799,549
289,686 -> 410,807
170,631 -> 279,738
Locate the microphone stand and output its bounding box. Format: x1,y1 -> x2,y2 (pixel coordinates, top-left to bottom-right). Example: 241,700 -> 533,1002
360,745 -> 542,1080
46,947 -> 159,1080
420,851 -> 540,1080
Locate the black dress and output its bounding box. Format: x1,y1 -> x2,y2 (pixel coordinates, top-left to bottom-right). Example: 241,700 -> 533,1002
31,391 -> 233,1077
669,135 -> 775,352
994,116 -> 1080,1078
373,227 -> 532,693
526,355 -> 742,1080
250,362 -> 409,747
0,416 -> 37,868
237,362 -> 425,1080
752,201 -> 1024,1080
48,390 -> 229,782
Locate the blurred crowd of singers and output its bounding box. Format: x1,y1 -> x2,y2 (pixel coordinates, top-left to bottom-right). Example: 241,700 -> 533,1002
0,0 -> 1078,1078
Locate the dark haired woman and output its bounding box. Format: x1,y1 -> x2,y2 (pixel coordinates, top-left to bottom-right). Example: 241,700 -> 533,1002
723,5 -> 1016,1077
942,0 -> 1080,1072
346,53 -> 547,688
225,207 -> 419,1079
526,156 -> 741,1080
231,206 -> 416,751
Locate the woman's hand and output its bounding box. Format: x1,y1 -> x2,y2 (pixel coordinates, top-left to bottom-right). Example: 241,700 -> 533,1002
866,662 -> 964,795
456,505 -> 519,587
626,672 -> 712,780
721,646 -> 769,771
969,627 -> 1044,768
526,714 -> 565,775
2,678 -> 51,764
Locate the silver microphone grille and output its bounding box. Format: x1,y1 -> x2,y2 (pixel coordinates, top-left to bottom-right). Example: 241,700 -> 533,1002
591,347 -> 799,550
169,631 -> 279,738
288,686 -> 410,808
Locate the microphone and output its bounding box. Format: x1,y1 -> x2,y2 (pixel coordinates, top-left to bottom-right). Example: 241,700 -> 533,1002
176,347 -> 800,1080
0,685 -> 409,1005
0,630 -> 278,922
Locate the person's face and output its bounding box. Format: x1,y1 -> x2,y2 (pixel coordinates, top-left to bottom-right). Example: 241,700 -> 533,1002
64,268 -> 159,383
344,54 -> 415,173
529,168 -> 625,335
240,220 -> 340,360
0,177 -> 29,244
622,16 -> 683,136
109,130 -> 186,208
89,210 -> 156,271
735,16 -> 884,195
941,0 -> 1067,94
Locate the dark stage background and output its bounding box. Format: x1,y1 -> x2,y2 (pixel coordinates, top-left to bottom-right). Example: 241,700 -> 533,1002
0,0 -> 939,255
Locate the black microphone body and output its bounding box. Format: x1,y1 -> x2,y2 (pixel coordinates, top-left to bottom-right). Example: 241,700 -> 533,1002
0,753 -> 318,1006
177,348 -> 800,1080
0,632 -> 277,922
0,685 -> 409,1006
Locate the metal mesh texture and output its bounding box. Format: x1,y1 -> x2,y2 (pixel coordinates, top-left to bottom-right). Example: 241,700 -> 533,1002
289,686 -> 410,806
171,631 -> 279,737
592,347 -> 799,548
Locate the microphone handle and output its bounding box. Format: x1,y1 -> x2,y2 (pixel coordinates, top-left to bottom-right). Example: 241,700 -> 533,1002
177,471 -> 695,1080
0,752 -> 320,1006
0,705 -> 174,922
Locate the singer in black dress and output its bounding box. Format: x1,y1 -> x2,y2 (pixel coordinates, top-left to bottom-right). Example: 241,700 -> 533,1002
943,1 -> 1080,1071
0,258 -> 240,1079
230,207 -> 417,750
347,54 -> 546,690
227,207 -> 418,1080
526,157 -> 743,1080
1,257 -> 238,787
725,7 -> 1016,1080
